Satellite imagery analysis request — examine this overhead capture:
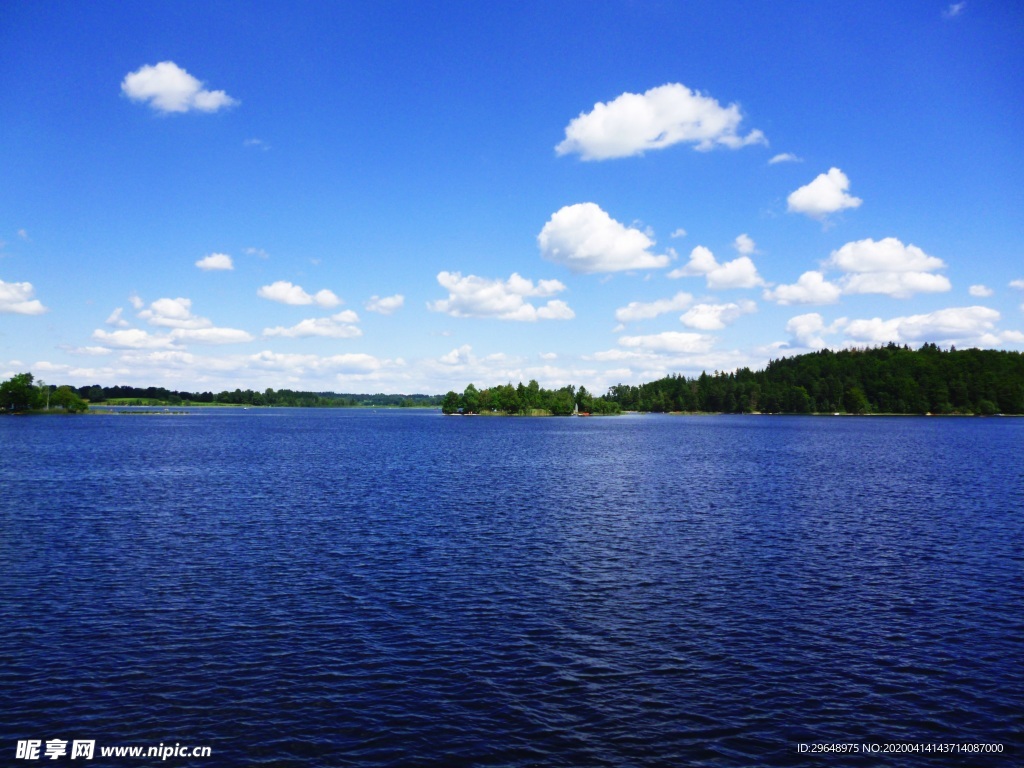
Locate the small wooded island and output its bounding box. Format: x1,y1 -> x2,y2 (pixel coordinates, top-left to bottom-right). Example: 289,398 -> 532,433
3,344 -> 1023,416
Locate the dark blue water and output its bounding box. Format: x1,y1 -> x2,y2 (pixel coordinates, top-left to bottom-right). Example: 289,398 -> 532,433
2,410 -> 1021,766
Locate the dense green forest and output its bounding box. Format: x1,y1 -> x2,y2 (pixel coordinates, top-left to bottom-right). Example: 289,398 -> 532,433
606,344 -> 1024,414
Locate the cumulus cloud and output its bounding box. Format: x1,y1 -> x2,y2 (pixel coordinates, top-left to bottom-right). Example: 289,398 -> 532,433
138,297 -> 212,329
764,271 -> 842,305
787,168 -> 862,219
680,300 -> 757,331
733,234 -> 757,255
667,245 -> 765,289
785,313 -> 846,349
1010,279 -> 1024,290
617,331 -> 715,354
555,83 -> 765,160
538,203 -> 670,273
670,228 -> 687,239
440,345 -> 474,366
0,279 -> 48,314
769,153 -> 802,164
263,310 -> 362,339
844,306 -> 1000,346
195,253 -> 234,271
121,61 -> 238,114
614,292 -> 693,323
428,272 -> 574,321
968,285 -> 994,298
257,281 -> 341,308
827,238 -> 950,298
365,294 -> 405,315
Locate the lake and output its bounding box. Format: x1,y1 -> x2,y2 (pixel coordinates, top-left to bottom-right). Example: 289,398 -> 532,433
1,410 -> 1021,766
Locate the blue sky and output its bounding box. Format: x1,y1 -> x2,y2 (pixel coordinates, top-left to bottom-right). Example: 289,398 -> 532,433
2,1 -> 1022,394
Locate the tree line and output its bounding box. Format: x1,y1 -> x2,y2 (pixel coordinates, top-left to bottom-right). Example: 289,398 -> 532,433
74,385 -> 443,408
441,381 -> 622,415
606,344 -> 1024,415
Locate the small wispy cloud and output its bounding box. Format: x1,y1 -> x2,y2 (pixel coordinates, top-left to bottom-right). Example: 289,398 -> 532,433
942,2 -> 966,19
243,138 -> 270,151
768,152 -> 802,165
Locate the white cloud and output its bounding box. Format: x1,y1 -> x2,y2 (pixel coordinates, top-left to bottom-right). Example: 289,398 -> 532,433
670,228 -> 687,239
257,281 -> 341,308
844,306 -> 1000,346
428,272 -> 574,321
440,345 -> 474,366
263,310 -> 362,339
170,328 -> 254,345
785,313 -> 846,349
828,237 -> 944,273
538,203 -> 670,273
195,253 -> 234,271
0,279 -> 47,315
365,294 -> 405,315
128,294 -> 144,310
245,247 -> 270,260
733,234 -> 757,255
943,2 -> 966,19
840,271 -> 952,298
969,284 -> 994,297
764,271 -> 842,305
138,297 -> 212,329
121,61 -> 238,114
1010,279 -> 1024,290
615,292 -> 693,323
680,300 -> 757,330
618,331 -> 715,354
768,153 -> 802,164
667,245 -> 765,289
105,307 -> 130,327
824,238 -> 950,298
243,138 -> 270,151
787,167 -> 862,219
555,83 -> 765,160
91,328 -> 177,349
248,350 -> 385,376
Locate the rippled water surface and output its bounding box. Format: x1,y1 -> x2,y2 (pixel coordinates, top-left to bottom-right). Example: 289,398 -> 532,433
2,410 -> 1022,766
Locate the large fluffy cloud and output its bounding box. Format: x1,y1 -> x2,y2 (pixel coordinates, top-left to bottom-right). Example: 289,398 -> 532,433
538,203 -> 670,273
0,279 -> 47,315
555,83 -> 765,160
92,328 -> 178,350
121,61 -> 238,114
614,292 -> 693,323
764,271 -> 843,305
787,168 -> 862,219
428,272 -> 574,321
257,281 -> 341,308
785,313 -> 846,349
827,237 -> 950,298
668,245 -> 765,289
